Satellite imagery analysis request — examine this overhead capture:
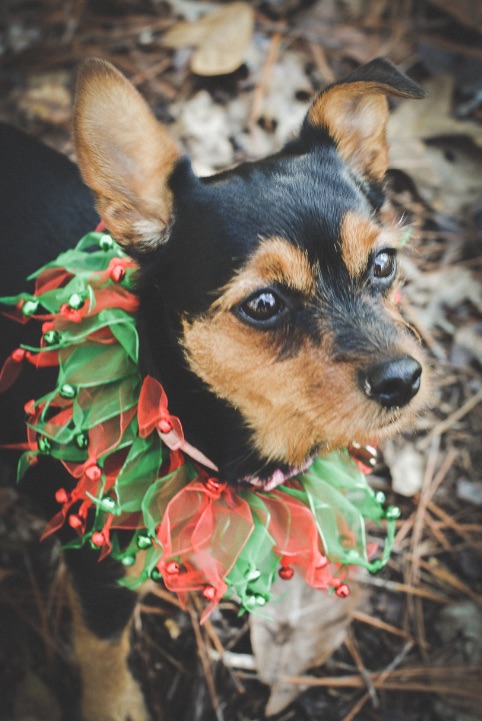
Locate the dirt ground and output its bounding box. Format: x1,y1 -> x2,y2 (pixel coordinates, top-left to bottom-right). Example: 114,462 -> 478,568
0,2 -> 481,721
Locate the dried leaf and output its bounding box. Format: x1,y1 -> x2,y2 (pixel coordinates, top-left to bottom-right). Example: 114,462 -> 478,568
250,572 -> 359,716
388,74 -> 482,218
384,441 -> 425,497
163,2 -> 254,76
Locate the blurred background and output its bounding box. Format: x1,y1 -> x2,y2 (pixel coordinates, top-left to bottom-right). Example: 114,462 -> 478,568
0,2 -> 481,721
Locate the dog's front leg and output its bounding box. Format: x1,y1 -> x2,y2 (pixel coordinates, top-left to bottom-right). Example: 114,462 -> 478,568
64,548 -> 150,721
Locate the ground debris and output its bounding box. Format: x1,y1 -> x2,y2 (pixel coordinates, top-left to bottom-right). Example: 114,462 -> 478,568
0,2 -> 481,721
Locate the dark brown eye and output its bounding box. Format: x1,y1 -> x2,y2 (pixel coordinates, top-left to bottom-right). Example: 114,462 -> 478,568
236,289 -> 287,328
372,250 -> 396,279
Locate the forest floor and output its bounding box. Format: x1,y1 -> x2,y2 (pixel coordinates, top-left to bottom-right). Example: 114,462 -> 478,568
0,2 -> 481,721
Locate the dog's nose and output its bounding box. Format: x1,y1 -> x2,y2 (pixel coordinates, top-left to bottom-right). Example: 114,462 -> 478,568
361,357 -> 422,408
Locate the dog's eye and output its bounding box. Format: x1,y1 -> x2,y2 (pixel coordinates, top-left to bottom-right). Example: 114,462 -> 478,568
371,249 -> 397,281
236,289 -> 287,328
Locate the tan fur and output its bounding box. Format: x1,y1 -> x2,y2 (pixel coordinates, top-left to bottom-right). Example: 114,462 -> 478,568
74,59 -> 181,251
340,212 -> 380,277
214,237 -> 316,312
182,237 -> 427,467
68,582 -> 151,721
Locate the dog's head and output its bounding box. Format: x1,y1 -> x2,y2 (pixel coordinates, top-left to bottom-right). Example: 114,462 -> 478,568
74,58 -> 428,484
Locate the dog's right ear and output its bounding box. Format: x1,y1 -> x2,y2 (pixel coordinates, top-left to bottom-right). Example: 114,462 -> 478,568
74,58 -> 182,253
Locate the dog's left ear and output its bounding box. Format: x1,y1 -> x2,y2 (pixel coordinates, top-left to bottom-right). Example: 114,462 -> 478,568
305,58 -> 426,183
74,58 -> 182,253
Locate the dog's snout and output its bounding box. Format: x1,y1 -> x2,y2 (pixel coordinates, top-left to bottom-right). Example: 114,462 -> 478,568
361,357 -> 422,409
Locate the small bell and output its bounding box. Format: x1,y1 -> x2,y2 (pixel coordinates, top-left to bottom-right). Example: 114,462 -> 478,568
99,497 -> 116,513
85,464 -> 102,482
75,433 -> 89,450
43,330 -> 60,346
99,234 -> 114,251
335,583 -> 350,598
59,383 -> 76,399
38,436 -> 51,453
165,561 -> 181,575
11,348 -> 27,363
202,585 -> 217,601
136,533 -> 152,550
91,531 -> 106,547
385,505 -> 401,520
68,293 -> 85,311
22,298 -> 39,316
110,265 -> 126,283
68,514 -> 83,530
55,488 -> 69,504
278,566 -> 294,580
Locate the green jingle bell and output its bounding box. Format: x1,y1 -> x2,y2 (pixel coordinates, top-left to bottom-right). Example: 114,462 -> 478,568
68,293 -> 85,310
150,568 -> 162,582
385,505 -> 401,521
99,497 -> 116,513
22,298 -> 39,316
374,491 -> 386,505
246,567 -> 261,582
38,436 -> 51,453
136,533 -> 152,550
59,383 -> 77,399
244,593 -> 267,610
75,433 -> 89,450
43,329 -> 60,346
121,555 -> 136,567
99,234 -> 114,251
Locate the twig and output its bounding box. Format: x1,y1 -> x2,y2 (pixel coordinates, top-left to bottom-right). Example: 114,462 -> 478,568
248,30 -> 283,130
352,610 -> 412,640
416,558 -> 482,604
345,632 -> 379,707
187,597 -> 224,721
428,501 -> 482,548
420,388 -> 482,449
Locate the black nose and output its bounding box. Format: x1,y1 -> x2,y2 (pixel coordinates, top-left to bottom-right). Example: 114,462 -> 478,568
360,357 -> 422,409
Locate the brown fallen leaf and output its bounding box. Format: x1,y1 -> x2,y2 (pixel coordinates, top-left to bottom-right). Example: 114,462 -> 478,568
388,74 -> 482,218
163,2 -> 254,76
250,572 -> 360,716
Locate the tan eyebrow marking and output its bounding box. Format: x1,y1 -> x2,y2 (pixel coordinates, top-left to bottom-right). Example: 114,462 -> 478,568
214,236 -> 316,312
340,212 -> 380,277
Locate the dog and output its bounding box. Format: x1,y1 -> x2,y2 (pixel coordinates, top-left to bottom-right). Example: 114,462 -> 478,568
0,57 -> 427,721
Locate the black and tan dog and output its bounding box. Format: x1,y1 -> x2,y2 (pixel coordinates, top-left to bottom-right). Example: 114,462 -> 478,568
0,58 -> 427,720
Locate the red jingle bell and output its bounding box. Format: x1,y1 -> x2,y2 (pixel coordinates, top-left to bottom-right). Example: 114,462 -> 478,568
110,265 -> 126,283
11,348 -> 26,363
165,561 -> 181,575
24,399 -> 36,415
335,583 -> 350,598
91,531 -> 106,547
157,416 -> 172,434
68,513 -> 83,530
55,488 -> 69,504
279,566 -> 294,580
202,585 -> 217,601
85,464 -> 102,482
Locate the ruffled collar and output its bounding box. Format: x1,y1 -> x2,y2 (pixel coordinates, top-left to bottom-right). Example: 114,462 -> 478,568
0,231 -> 399,619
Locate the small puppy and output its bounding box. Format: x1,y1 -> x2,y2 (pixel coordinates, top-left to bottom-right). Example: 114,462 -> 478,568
0,58 -> 427,721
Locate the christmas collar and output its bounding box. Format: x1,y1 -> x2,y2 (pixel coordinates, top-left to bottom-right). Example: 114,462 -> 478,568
0,231 -> 399,620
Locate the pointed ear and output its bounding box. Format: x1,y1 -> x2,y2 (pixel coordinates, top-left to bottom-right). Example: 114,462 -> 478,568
74,58 -> 182,252
306,58 -> 426,182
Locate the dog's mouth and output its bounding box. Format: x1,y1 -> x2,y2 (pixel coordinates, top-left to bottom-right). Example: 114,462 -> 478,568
242,457 -> 314,491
